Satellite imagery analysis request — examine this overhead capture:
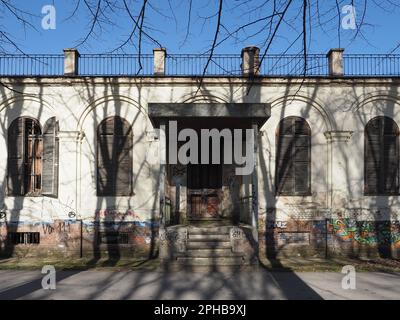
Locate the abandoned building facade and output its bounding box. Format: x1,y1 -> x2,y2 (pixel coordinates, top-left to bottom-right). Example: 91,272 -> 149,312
0,47 -> 400,265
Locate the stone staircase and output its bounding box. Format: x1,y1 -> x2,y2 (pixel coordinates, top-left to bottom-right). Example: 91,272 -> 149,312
175,226 -> 247,267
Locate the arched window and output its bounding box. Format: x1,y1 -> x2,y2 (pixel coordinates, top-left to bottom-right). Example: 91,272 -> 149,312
8,117 -> 42,196
276,116 -> 311,195
97,116 -> 133,196
365,116 -> 399,195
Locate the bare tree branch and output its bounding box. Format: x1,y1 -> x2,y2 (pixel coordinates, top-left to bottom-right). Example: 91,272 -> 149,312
195,0 -> 223,96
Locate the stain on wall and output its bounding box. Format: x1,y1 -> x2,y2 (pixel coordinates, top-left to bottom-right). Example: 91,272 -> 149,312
0,210 -> 159,258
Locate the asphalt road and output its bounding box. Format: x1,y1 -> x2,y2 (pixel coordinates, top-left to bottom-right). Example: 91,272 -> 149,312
0,269 -> 399,300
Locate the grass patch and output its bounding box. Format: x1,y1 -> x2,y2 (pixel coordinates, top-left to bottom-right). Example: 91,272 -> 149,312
0,257 -> 160,271
1,256 -> 400,273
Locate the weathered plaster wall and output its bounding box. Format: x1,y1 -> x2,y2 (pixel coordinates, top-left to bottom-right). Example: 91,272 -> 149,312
0,218 -> 158,258
0,76 -> 399,257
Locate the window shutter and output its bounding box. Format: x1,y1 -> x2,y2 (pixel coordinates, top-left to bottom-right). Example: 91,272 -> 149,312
7,118 -> 24,196
276,117 -> 311,195
276,135 -> 294,193
365,117 -> 399,195
365,127 -> 380,194
114,133 -> 133,195
42,117 -> 59,197
97,134 -> 115,196
383,134 -> 399,192
294,134 -> 310,194
97,117 -> 132,196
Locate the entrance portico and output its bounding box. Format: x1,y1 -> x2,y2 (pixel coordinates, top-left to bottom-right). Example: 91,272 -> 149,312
149,103 -> 270,266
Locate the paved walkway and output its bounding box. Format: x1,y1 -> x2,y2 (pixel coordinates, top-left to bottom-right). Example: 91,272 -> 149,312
0,269 -> 399,299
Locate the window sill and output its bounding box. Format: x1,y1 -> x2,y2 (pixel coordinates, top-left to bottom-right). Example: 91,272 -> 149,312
6,194 -> 43,198
275,193 -> 312,197
96,193 -> 136,197
363,193 -> 400,197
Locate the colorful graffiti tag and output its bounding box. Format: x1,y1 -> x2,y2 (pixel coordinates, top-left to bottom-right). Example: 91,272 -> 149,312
330,219 -> 400,246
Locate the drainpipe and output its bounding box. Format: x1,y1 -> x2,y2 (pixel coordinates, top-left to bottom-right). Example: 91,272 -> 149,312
159,121 -> 167,228
80,219 -> 83,258
325,218 -> 329,259
69,211 -> 83,258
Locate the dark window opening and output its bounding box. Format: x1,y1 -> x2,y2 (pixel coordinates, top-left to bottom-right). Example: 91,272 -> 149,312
187,132 -> 223,189
365,116 -> 399,195
275,117 -> 311,196
9,232 -> 40,244
8,117 -> 42,196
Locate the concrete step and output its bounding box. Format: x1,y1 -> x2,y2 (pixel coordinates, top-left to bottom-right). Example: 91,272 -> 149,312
182,249 -> 243,258
188,226 -> 231,235
176,256 -> 244,266
187,241 -> 231,249
188,234 -> 230,241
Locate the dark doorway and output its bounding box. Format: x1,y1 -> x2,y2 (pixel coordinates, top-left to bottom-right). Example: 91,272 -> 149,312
187,162 -> 222,220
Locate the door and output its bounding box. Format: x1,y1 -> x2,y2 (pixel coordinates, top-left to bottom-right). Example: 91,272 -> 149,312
187,163 -> 222,219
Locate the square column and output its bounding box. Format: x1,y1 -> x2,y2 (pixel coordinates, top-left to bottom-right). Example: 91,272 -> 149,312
63,48 -> 80,76
327,48 -> 344,76
251,122 -> 259,246
159,121 -> 167,228
241,46 -> 260,76
153,48 -> 166,75
324,130 -> 353,212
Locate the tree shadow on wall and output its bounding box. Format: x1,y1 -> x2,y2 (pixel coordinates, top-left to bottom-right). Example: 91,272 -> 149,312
78,78 -> 159,268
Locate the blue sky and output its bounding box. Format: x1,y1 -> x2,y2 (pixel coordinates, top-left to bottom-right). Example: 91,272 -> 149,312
3,0 -> 400,55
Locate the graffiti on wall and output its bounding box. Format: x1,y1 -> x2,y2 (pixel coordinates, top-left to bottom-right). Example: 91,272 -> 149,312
267,221 -> 287,229
330,219 -> 400,246
84,211 -> 159,246
41,220 -> 73,235
0,216 -> 158,248
95,209 -> 142,221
